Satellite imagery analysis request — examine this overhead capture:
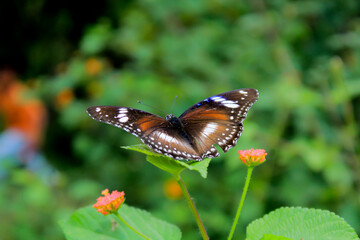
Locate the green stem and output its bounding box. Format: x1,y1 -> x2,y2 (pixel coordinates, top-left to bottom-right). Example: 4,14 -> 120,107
227,167 -> 254,240
114,212 -> 152,240
176,175 -> 209,240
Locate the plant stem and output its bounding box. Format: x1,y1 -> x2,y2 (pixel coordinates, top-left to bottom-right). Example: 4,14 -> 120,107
114,212 -> 152,240
176,175 -> 209,240
227,167 -> 254,240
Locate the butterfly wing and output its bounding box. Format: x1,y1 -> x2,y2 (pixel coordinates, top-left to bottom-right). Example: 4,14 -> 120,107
87,106 -> 200,159
87,106 -> 167,139
140,124 -> 202,160
179,88 -> 258,159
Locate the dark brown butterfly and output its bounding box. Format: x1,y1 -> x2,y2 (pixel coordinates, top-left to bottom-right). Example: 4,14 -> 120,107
87,89 -> 258,161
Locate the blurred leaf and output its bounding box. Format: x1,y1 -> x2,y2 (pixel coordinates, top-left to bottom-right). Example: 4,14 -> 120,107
60,101 -> 90,130
339,200 -> 360,233
324,160 -> 353,190
67,179 -> 102,202
346,78 -> 360,97
246,207 -> 359,240
60,204 -> 181,240
80,20 -> 112,55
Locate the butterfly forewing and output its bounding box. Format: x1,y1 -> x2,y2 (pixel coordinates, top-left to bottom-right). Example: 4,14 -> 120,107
179,89 -> 258,159
87,106 -> 166,139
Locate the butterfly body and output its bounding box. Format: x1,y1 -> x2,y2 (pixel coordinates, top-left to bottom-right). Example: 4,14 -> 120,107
87,89 -> 258,161
165,114 -> 183,129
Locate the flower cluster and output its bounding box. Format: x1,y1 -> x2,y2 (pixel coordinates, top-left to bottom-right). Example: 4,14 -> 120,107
93,189 -> 125,215
238,148 -> 267,167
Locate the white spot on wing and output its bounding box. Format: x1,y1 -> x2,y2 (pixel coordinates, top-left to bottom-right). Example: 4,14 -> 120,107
239,90 -> 248,96
95,107 -> 101,112
119,108 -> 128,113
116,113 -> 126,118
119,117 -> 129,122
203,123 -> 218,135
222,100 -> 240,108
210,96 -> 226,102
159,133 -> 173,143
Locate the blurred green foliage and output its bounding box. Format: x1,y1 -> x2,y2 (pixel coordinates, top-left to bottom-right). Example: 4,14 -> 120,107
1,0 -> 360,239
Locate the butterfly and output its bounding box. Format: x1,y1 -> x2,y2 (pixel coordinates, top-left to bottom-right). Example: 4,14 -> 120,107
87,89 -> 258,161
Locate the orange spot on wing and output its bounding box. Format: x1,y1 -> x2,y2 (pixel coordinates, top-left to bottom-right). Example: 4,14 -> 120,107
139,117 -> 161,131
200,112 -> 228,120
193,109 -> 229,120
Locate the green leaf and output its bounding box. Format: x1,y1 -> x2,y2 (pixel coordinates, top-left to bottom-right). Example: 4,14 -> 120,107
145,154 -> 188,176
121,144 -> 161,157
122,144 -> 211,178
259,234 -> 293,240
246,207 -> 359,240
60,204 -> 181,240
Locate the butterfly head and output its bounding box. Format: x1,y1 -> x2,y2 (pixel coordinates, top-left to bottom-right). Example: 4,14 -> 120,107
165,114 -> 182,127
165,113 -> 176,120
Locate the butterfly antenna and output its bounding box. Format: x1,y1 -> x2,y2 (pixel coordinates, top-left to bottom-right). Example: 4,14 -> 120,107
137,100 -> 166,115
170,96 -> 177,114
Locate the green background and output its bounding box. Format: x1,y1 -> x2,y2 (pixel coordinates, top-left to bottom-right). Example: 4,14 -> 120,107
1,0 -> 359,239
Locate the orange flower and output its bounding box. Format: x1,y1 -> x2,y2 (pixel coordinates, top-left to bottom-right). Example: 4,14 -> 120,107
55,88 -> 74,108
164,179 -> 182,200
0,70 -> 47,148
238,148 -> 267,167
85,58 -> 103,76
93,189 -> 125,215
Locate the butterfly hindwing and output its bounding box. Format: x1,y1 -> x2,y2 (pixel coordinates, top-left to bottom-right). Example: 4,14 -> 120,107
141,126 -> 202,160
